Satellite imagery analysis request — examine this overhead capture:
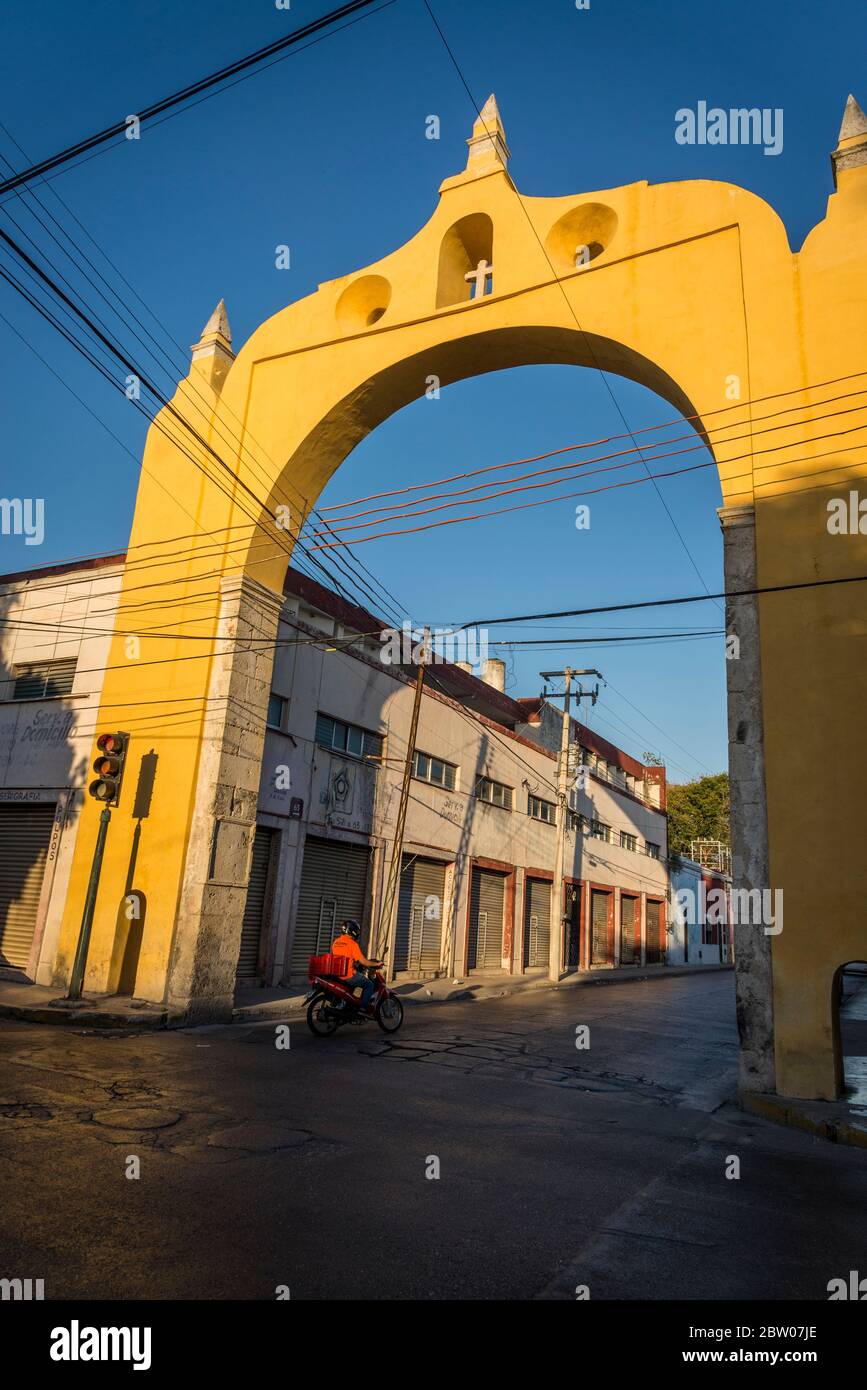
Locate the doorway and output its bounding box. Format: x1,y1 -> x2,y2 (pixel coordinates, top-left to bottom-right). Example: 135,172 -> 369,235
834,961 -> 867,1104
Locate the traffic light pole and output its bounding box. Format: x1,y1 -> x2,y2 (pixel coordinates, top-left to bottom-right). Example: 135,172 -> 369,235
66,806 -> 111,1001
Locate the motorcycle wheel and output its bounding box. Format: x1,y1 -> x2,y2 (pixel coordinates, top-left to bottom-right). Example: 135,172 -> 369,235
307,994 -> 340,1036
375,993 -> 404,1034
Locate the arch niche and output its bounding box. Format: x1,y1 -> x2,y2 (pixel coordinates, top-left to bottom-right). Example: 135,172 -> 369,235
56,96 -> 867,1105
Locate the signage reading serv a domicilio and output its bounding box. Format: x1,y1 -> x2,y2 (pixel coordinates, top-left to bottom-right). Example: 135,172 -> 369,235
0,788 -> 60,802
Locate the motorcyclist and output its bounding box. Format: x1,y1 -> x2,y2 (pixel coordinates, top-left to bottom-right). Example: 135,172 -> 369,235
331,919 -> 383,1011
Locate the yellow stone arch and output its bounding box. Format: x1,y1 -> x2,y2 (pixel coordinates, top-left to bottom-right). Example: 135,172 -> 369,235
56,96 -> 867,1102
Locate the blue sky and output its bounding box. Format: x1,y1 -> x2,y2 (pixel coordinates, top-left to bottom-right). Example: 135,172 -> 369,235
1,0 -> 864,779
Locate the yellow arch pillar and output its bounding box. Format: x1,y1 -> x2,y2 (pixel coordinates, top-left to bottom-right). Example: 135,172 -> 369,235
56,97 -> 867,1098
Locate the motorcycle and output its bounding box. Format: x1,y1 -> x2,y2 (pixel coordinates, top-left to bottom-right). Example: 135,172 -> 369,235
305,949 -> 404,1036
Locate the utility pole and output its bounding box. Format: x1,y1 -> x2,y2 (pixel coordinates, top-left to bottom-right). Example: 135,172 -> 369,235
540,670 -> 602,983
545,668 -> 573,983
375,630 -> 429,964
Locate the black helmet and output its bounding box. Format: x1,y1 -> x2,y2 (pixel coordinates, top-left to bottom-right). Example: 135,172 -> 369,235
342,919 -> 361,941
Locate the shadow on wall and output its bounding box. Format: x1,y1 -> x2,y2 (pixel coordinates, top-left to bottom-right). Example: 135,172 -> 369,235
106,750 -> 159,997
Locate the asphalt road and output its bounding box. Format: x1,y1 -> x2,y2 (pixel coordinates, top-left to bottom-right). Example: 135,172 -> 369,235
0,971 -> 864,1301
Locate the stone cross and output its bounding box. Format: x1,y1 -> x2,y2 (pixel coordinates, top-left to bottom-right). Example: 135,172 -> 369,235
464,259 -> 493,299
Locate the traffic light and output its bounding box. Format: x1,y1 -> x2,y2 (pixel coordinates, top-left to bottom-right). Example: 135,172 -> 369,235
88,731 -> 129,806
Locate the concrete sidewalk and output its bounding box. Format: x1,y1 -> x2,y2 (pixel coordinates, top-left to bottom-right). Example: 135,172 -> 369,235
0,971 -> 168,1029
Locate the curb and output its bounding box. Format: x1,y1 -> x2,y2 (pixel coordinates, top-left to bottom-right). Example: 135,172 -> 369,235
0,999 -> 168,1030
742,1091 -> 867,1149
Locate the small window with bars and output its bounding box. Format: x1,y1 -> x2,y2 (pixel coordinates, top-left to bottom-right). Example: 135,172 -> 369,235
645,841 -> 661,860
590,819 -> 611,843
315,712 -> 383,763
475,776 -> 513,810
11,658 -> 77,701
528,794 -> 556,824
619,830 -> 637,852
412,750 -> 457,791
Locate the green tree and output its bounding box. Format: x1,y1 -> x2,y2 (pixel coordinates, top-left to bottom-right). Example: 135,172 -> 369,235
667,773 -> 730,858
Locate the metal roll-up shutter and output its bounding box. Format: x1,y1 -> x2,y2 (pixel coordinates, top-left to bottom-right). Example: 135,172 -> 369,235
620,894 -> 639,965
646,899 -> 664,964
236,827 -> 275,978
395,855 -> 446,975
468,866 -> 505,972
290,836 -> 371,974
590,888 -> 611,966
0,803 -> 56,969
523,878 -> 551,968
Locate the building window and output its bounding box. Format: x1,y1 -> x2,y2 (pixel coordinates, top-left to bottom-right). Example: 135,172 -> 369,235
528,794 -> 555,824
568,810 -> 588,833
412,750 -> 457,791
590,819 -> 611,843
315,712 -> 383,763
619,830 -> 637,852
11,658 -> 77,700
475,776 -> 513,810
645,841 -> 660,860
267,693 -> 288,730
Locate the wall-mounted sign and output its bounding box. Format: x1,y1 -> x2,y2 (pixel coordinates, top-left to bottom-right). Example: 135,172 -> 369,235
0,788 -> 60,802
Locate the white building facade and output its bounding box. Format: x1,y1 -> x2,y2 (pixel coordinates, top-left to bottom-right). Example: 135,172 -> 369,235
0,554 -> 125,983
241,570 -> 673,987
0,555 -> 718,1000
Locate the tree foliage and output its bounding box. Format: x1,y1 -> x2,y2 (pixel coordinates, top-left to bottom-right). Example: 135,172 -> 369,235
667,773 -> 730,858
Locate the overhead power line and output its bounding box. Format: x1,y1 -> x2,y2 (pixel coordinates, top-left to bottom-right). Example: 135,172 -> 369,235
309,403 -> 867,538
317,371 -> 867,515
310,439 -> 867,549
460,571 -> 867,630
602,680 -> 715,777
0,232 -> 402,622
0,0 -> 388,198
0,299 -> 403,627
0,107 -> 409,626
421,0 -> 722,607
0,244 -> 401,625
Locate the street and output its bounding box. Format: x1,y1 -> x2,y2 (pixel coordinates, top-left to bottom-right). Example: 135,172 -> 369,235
0,971 -> 863,1301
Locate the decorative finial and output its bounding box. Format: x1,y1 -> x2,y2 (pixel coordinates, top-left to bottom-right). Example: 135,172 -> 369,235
199,298 -> 232,345
838,93 -> 867,143
190,298 -> 234,390
831,93 -> 867,187
465,93 -> 510,176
